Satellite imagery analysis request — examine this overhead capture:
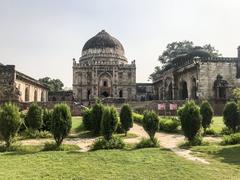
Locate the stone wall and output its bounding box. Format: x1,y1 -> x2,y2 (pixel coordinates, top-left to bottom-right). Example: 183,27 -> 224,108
0,65 -> 18,101
198,60 -> 240,99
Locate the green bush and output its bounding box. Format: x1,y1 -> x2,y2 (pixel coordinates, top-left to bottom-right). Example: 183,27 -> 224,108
142,111 -> 159,142
51,103 -> 72,146
116,121 -> 124,134
135,138 -> 159,149
221,127 -> 233,135
133,112 -> 143,124
223,102 -> 240,133
159,117 -> 180,132
0,103 -> 22,149
177,101 -> 202,144
200,101 -> 214,134
221,133 -> 240,145
91,136 -> 125,150
101,106 -> 118,140
82,108 -> 92,131
25,103 -> 43,130
120,104 -> 133,136
205,128 -> 217,136
21,129 -> 52,139
91,102 -> 104,135
42,109 -> 52,132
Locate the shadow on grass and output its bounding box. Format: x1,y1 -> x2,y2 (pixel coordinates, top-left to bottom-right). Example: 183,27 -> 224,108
211,145 -> 240,165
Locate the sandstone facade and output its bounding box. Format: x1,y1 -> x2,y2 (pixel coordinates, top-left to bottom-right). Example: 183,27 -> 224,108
73,30 -> 136,101
152,47 -> 240,100
0,64 -> 48,102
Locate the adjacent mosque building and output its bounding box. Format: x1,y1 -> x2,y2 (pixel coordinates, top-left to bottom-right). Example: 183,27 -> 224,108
72,30 -> 136,101
151,47 -> 240,101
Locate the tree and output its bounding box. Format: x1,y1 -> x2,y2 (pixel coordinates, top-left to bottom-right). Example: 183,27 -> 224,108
120,104 -> 133,136
142,111 -> 159,142
82,108 -> 92,131
91,102 -> 104,135
177,101 -> 202,143
42,109 -> 52,131
101,106 -> 118,141
158,41 -> 194,64
0,103 -> 22,149
51,104 -> 72,146
223,102 -> 240,133
25,103 -> 43,130
200,101 -> 214,134
39,77 -> 64,92
158,41 -> 221,65
150,41 -> 221,80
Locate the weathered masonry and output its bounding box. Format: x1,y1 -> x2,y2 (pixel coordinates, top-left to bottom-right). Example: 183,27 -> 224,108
0,63 -> 48,102
73,30 -> 136,101
152,46 -> 240,100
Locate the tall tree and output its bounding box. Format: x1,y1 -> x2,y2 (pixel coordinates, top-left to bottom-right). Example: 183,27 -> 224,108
39,77 -> 64,92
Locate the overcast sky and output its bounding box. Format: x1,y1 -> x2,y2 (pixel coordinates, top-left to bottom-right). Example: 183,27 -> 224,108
0,0 -> 240,87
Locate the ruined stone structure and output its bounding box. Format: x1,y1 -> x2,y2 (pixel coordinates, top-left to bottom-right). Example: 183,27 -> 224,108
73,30 -> 136,101
0,64 -> 48,102
48,90 -> 74,102
152,46 -> 240,101
136,83 -> 154,101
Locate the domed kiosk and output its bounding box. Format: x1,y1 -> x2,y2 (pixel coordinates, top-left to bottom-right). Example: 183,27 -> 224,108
73,30 -> 136,101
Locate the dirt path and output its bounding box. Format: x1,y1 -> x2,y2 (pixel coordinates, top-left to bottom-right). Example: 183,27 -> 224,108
128,123 -> 222,164
19,124 -> 221,163
20,137 -> 96,152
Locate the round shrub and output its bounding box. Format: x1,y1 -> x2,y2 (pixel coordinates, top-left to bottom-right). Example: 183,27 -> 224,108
223,102 -> 240,133
42,109 -> 52,132
51,103 -> 72,146
120,104 -> 133,136
25,103 -> 43,130
0,103 -> 22,148
159,117 -> 180,132
135,138 -> 159,149
200,101 -> 214,134
91,136 -> 125,150
82,108 -> 92,131
101,106 -> 118,140
142,111 -> 159,141
177,101 -> 202,143
221,133 -> 240,145
132,112 -> 143,124
91,102 -> 104,135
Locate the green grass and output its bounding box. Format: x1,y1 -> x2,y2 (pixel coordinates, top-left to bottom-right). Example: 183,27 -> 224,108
71,116 -> 83,133
210,116 -> 225,134
191,144 -> 240,166
0,148 -> 240,179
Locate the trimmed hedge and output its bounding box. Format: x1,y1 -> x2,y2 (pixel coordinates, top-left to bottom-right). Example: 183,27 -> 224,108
222,133 -> 240,145
120,104 -> 133,136
223,102 -> 240,133
159,117 -> 180,132
133,113 -> 143,124
51,103 -> 72,146
82,108 -> 92,131
177,101 -> 202,144
0,103 -> 22,149
142,111 -> 159,141
25,103 -> 43,130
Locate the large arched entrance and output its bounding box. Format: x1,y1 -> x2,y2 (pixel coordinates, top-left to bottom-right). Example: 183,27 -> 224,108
179,81 -> 188,100
98,73 -> 112,98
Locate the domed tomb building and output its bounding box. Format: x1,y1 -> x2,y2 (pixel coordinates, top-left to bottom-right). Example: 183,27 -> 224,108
73,30 -> 136,101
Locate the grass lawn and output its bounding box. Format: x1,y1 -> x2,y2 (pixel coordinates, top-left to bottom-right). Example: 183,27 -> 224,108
0,148 -> 240,179
211,116 -> 225,134
71,116 -> 83,133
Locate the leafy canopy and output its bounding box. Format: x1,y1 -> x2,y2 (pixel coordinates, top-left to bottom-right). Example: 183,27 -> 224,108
39,77 -> 64,92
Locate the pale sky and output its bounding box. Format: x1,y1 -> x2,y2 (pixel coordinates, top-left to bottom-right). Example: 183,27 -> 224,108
0,0 -> 240,87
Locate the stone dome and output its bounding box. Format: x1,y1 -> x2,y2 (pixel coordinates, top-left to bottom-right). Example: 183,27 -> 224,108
82,30 -> 125,56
